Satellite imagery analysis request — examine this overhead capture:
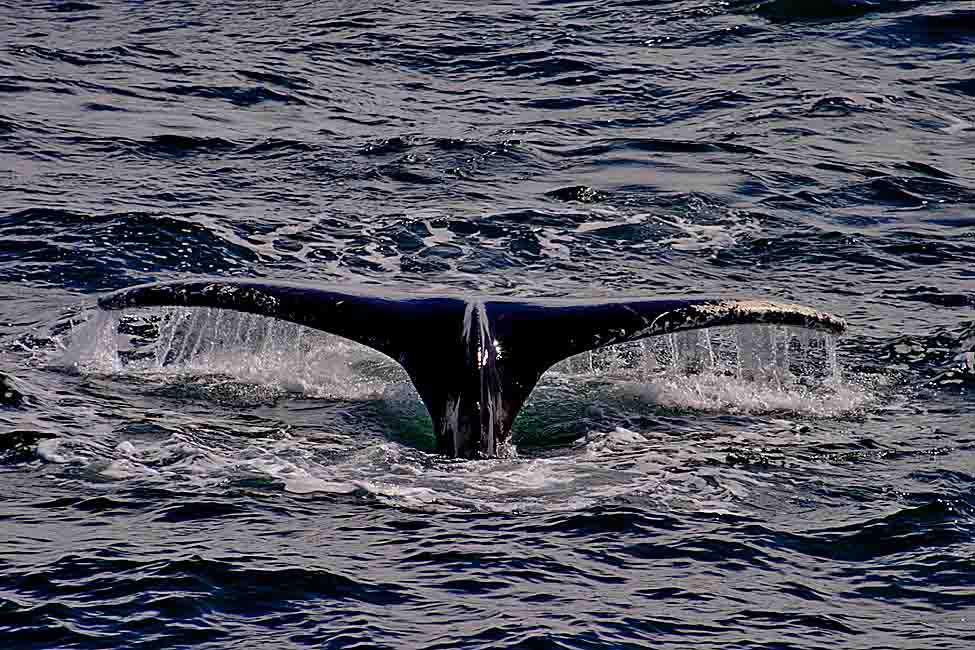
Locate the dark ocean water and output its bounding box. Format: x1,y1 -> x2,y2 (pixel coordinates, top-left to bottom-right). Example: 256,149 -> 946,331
2,0 -> 975,648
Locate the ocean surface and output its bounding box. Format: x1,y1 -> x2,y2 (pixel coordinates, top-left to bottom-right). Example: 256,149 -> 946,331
2,1 -> 974,648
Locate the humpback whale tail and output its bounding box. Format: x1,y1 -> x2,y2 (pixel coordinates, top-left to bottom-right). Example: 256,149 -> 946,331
98,280 -> 846,458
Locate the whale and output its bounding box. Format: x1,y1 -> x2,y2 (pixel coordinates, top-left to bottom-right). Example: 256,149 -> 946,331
98,280 -> 846,458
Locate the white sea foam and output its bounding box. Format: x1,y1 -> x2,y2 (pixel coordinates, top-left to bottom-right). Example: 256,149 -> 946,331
36,439 -> 70,464
65,419 -> 806,515
60,309 -> 122,374
548,325 -> 872,418
61,307 -> 414,402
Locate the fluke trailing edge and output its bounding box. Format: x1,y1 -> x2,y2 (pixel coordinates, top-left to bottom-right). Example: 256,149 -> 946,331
98,280 -> 846,459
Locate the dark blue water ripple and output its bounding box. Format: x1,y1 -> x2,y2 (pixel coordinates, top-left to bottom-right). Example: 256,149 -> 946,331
736,0 -> 929,23
2,0 -> 975,647
0,207 -> 262,288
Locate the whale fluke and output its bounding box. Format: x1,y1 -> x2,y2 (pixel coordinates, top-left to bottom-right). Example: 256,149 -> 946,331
98,280 -> 846,458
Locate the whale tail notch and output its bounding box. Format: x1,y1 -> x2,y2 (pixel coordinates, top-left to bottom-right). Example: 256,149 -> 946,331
98,279 -> 846,458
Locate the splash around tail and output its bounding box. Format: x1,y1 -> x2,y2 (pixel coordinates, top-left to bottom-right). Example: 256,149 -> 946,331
98,279 -> 846,458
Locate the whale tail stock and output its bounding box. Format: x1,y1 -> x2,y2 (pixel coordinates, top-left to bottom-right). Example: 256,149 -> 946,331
97,280 -> 846,458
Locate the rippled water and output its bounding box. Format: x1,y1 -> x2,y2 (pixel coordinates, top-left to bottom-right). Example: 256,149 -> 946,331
2,1 -> 974,648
